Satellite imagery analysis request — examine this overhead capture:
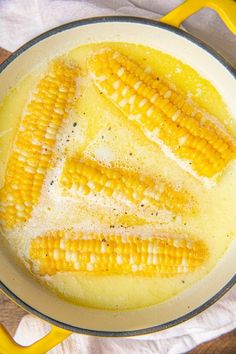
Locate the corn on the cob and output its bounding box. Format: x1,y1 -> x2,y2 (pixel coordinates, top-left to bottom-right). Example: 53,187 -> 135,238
60,154 -> 192,214
0,60 -> 79,228
29,230 -> 208,276
88,49 -> 236,181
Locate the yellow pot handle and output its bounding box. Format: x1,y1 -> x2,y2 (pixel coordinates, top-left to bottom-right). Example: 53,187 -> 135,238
160,0 -> 236,34
0,323 -> 71,354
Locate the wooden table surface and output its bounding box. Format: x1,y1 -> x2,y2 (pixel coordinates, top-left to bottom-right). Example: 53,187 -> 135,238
0,47 -> 236,353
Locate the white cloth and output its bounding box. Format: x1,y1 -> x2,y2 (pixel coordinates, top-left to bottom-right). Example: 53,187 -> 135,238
0,0 -> 236,65
14,288 -> 236,354
0,0 -> 235,353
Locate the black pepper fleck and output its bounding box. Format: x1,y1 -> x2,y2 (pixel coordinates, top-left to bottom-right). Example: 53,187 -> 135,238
73,122 -> 77,127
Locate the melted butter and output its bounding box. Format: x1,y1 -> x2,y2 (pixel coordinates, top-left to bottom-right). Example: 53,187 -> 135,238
0,42 -> 236,310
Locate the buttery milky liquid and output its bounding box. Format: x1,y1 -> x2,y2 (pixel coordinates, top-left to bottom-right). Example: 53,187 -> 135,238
0,43 -> 236,310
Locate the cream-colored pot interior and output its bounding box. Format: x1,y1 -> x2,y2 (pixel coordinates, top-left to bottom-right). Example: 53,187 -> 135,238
0,19 -> 235,334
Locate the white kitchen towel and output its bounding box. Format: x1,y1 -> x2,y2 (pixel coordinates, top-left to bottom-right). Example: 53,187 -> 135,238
14,287 -> 236,354
0,0 -> 235,353
0,0 -> 236,65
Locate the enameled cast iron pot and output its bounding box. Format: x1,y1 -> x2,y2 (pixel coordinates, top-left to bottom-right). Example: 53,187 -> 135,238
0,0 -> 236,352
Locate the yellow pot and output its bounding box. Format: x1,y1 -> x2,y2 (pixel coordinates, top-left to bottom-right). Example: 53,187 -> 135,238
0,1 -> 236,353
